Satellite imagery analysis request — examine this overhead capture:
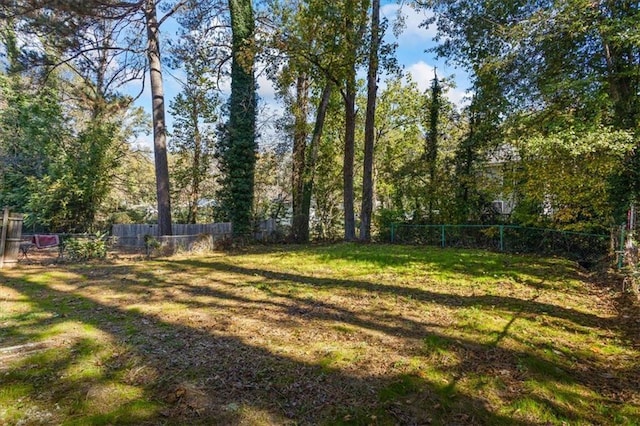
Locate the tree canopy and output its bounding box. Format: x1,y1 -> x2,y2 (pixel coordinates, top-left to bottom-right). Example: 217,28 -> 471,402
1,0 -> 636,238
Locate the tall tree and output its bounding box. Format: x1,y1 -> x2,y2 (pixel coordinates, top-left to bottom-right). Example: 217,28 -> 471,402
420,0 -> 640,216
452,74 -> 504,223
271,0 -> 370,241
267,0 -> 338,242
373,76 -> 426,213
424,70 -> 441,223
291,73 -> 310,242
301,82 -> 333,241
359,0 -> 380,241
169,87 -> 219,224
168,7 -> 222,224
218,0 -> 257,237
143,0 -> 173,234
339,0 -> 371,241
4,0 -> 185,234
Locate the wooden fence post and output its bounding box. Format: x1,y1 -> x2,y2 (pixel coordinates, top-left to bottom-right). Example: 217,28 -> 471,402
0,208 -> 9,268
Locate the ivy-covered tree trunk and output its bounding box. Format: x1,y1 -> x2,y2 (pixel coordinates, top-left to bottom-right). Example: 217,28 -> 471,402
144,0 -> 172,236
359,0 -> 380,242
425,72 -> 441,223
225,0 -> 256,237
291,74 -> 309,242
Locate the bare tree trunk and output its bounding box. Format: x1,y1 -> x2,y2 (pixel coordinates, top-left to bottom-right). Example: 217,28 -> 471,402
341,0 -> 362,242
359,0 -> 380,242
301,82 -> 333,242
189,102 -> 201,224
292,74 -> 309,242
343,77 -> 356,241
144,0 -> 172,236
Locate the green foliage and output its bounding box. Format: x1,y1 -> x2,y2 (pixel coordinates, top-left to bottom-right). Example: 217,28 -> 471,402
451,88 -> 503,224
509,126 -> 634,232
374,77 -> 424,211
422,0 -> 640,213
63,232 -> 108,261
374,208 -> 404,241
217,0 -> 257,237
143,234 -> 161,257
253,150 -> 290,222
3,101 -> 123,233
0,27 -> 145,233
310,89 -> 347,240
0,75 -> 67,225
169,86 -> 219,223
373,75 -> 461,225
168,10 -> 222,224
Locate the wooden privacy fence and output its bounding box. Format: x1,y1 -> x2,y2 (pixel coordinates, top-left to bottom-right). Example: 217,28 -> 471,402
111,219 -> 278,248
0,208 -> 24,269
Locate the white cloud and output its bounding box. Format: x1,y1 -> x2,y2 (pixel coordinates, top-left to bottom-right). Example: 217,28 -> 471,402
447,88 -> 470,107
406,61 -> 470,107
381,4 -> 436,46
132,133 -> 154,151
257,71 -> 277,101
217,76 -> 231,94
406,61 -> 436,92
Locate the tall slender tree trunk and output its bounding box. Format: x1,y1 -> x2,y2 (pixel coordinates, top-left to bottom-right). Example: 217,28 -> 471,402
425,71 -> 441,223
359,0 -> 380,242
455,112 -> 476,223
144,0 -> 172,236
343,77 -> 357,241
301,82 -> 333,243
292,74 -> 309,242
342,0 -> 357,241
188,102 -> 201,224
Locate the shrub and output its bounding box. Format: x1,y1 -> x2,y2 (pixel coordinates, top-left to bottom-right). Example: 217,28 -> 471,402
64,232 -> 108,261
375,208 -> 405,242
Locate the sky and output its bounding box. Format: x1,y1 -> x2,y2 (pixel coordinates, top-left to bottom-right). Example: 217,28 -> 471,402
380,2 -> 469,104
130,1 -> 470,150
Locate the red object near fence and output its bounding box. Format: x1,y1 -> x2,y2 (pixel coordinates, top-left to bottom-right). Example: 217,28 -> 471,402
32,234 -> 60,249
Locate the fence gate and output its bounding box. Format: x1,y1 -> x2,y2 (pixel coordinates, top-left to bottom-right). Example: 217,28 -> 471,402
0,208 -> 24,269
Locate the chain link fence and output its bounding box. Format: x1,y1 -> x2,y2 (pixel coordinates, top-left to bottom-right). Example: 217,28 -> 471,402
390,224 -> 612,265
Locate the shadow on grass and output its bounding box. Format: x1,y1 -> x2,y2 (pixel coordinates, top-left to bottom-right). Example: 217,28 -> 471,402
170,258 -> 614,334
1,253 -> 638,425
0,272 -> 539,425
290,244 -> 584,289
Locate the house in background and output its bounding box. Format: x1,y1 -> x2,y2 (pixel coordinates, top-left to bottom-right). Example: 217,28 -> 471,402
483,144 -> 519,218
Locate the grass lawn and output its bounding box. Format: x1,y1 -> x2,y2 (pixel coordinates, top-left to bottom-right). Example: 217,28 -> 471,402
1,243 -> 639,425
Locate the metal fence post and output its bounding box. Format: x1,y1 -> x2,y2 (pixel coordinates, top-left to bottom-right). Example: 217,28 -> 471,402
441,225 -> 446,248
390,223 -> 395,243
499,225 -> 504,252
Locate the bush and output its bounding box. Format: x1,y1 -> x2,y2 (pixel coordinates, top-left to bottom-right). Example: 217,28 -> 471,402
375,209 -> 405,242
64,232 -> 108,261
143,234 -> 161,257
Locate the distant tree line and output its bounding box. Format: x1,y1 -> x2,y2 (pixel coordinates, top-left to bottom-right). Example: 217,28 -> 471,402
0,0 -> 637,239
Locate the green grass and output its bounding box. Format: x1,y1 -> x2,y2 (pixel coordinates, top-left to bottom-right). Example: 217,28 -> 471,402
0,243 -> 638,425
